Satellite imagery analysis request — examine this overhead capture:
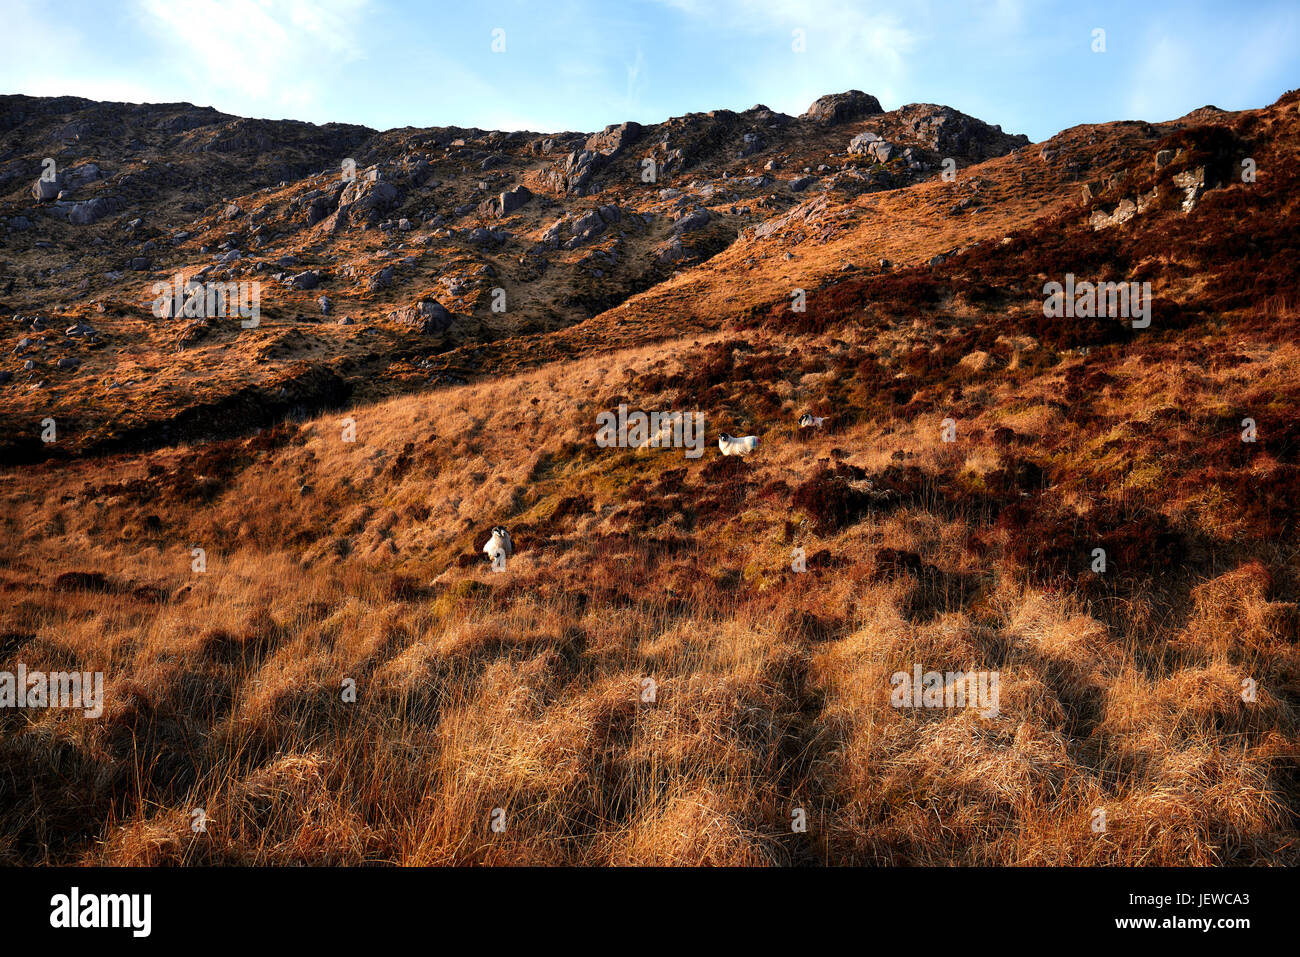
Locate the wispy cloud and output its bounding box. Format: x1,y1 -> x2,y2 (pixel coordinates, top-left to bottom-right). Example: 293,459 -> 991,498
625,46 -> 648,114
137,0 -> 370,112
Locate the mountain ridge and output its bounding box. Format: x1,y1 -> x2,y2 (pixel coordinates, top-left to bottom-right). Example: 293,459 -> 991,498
0,88 -> 1032,459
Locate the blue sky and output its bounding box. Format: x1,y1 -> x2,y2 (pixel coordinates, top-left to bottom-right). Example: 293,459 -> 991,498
1,1 -> 1296,142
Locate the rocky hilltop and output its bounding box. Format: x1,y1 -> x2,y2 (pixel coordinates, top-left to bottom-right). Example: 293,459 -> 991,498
0,91 -> 1027,458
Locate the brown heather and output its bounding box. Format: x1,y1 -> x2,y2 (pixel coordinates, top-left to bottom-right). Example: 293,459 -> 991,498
0,91 -> 1298,865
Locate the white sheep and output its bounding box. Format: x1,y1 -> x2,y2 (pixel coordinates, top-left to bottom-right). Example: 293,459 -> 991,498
798,413 -> 825,429
483,526 -> 513,565
718,433 -> 759,456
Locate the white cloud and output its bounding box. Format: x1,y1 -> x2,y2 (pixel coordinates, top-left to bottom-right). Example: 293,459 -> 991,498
136,0 -> 370,112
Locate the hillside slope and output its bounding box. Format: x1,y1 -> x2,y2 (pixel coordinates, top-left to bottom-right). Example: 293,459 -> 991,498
1,91 -> 1026,459
0,90 -> 1297,865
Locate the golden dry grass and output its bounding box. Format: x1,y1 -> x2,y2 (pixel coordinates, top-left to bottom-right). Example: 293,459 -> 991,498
2,314 -> 1297,866
4,93 -> 1300,866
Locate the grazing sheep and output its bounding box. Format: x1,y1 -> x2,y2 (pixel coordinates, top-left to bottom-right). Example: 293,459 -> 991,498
799,413 -> 825,429
483,526 -> 513,564
718,433 -> 759,456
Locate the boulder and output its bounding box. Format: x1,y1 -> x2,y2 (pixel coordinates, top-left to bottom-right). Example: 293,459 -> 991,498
543,149 -> 599,195
304,186 -> 344,226
496,184 -> 533,216
62,163 -> 102,190
824,166 -> 895,195
585,121 -> 643,156
802,90 -> 884,125
848,133 -> 896,164
672,207 -> 711,233
654,237 -> 685,265
847,131 -> 880,154
67,196 -> 122,225
740,132 -> 765,156
867,141 -> 896,163
392,299 -> 455,335
540,219 -> 564,247
467,227 -> 507,246
330,177 -> 402,232
1089,188 -> 1157,230
753,196 -> 829,240
570,209 -> 606,243
32,176 -> 62,201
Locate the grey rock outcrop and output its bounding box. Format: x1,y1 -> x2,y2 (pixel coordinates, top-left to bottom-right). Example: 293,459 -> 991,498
847,131 -> 880,153
672,207 -> 711,233
542,121 -> 643,196
32,175 -> 61,201
391,299 -> 455,335
802,90 -> 884,125
329,175 -> 402,232
499,184 -> 533,215
896,103 -> 1029,158
654,237 -> 685,265
67,196 -> 122,225
1172,166 -> 1207,212
848,131 -> 896,163
484,184 -> 533,218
